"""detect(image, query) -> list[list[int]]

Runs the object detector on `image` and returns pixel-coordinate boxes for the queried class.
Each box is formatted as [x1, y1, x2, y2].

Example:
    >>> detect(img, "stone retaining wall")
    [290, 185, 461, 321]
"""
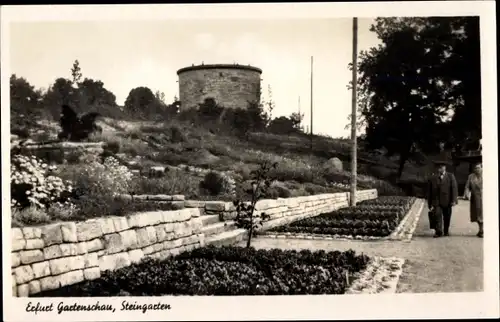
[184, 189, 378, 226]
[10, 189, 377, 297]
[11, 208, 204, 297]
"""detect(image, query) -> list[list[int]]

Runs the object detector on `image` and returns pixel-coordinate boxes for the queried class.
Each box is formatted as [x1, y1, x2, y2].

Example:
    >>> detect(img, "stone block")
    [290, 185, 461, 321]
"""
[60, 244, 80, 257]
[13, 265, 34, 285]
[32, 261, 51, 279]
[112, 216, 129, 232]
[19, 249, 44, 265]
[142, 245, 155, 255]
[12, 228, 24, 240]
[12, 239, 26, 251]
[59, 269, 84, 287]
[149, 212, 164, 226]
[97, 217, 116, 235]
[99, 252, 131, 272]
[12, 252, 21, 267]
[184, 200, 206, 208]
[76, 242, 88, 255]
[163, 238, 183, 250]
[129, 249, 144, 264]
[60, 222, 78, 242]
[172, 194, 185, 201]
[181, 234, 200, 246]
[12, 280, 17, 297]
[39, 276, 60, 292]
[76, 220, 103, 242]
[152, 243, 164, 252]
[171, 201, 185, 209]
[41, 223, 63, 246]
[119, 229, 138, 250]
[86, 238, 104, 252]
[22, 227, 42, 239]
[49, 255, 85, 275]
[162, 210, 180, 223]
[44, 244, 63, 260]
[204, 201, 226, 211]
[29, 280, 41, 295]
[198, 234, 206, 247]
[84, 252, 99, 268]
[177, 209, 192, 222]
[189, 208, 201, 218]
[83, 267, 100, 281]
[103, 233, 125, 254]
[17, 284, 30, 297]
[25, 238, 44, 250]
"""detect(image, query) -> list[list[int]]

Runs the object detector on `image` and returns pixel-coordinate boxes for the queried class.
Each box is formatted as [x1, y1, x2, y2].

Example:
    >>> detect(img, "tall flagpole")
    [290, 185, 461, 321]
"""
[350, 17, 359, 207]
[310, 56, 314, 152]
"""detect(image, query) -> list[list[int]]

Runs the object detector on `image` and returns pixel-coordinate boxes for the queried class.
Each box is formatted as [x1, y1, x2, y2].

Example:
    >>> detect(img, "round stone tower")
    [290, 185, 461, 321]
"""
[176, 63, 262, 110]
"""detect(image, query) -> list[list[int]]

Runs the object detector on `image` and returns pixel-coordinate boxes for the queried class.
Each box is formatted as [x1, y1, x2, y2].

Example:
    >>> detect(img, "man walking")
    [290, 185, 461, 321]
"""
[427, 160, 459, 238]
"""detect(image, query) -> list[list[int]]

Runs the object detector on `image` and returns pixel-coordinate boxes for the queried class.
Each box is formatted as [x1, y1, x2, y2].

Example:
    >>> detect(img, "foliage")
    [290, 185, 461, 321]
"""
[268, 116, 300, 135]
[270, 196, 415, 237]
[130, 170, 201, 198]
[33, 246, 370, 296]
[124, 86, 172, 119]
[58, 104, 103, 141]
[11, 155, 73, 210]
[233, 161, 276, 248]
[11, 206, 51, 227]
[10, 75, 45, 138]
[199, 171, 235, 196]
[354, 17, 481, 177]
[71, 156, 133, 198]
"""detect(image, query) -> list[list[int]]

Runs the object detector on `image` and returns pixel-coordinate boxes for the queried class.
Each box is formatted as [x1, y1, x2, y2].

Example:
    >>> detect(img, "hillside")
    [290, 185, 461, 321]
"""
[11, 109, 465, 203]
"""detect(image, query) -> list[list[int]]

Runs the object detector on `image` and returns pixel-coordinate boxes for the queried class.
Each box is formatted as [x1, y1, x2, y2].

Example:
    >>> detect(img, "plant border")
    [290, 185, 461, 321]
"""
[258, 198, 425, 242]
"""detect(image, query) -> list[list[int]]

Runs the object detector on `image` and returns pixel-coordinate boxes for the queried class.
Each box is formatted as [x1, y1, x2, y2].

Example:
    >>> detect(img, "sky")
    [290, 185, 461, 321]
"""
[9, 18, 381, 138]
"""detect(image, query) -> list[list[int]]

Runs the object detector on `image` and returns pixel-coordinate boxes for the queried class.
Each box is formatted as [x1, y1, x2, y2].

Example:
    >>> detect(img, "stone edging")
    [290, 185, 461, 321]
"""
[345, 256, 405, 294]
[258, 198, 425, 242]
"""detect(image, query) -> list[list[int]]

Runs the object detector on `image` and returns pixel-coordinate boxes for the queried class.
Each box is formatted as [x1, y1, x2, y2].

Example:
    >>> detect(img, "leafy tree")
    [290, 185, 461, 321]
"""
[353, 17, 481, 178]
[71, 60, 82, 85]
[43, 77, 76, 119]
[290, 111, 304, 131]
[78, 78, 117, 108]
[10, 74, 44, 137]
[268, 116, 297, 135]
[124, 86, 158, 115]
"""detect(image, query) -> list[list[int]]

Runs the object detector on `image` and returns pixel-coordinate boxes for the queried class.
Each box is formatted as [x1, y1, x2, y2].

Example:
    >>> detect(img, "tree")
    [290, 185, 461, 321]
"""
[71, 60, 82, 86]
[124, 86, 158, 115]
[43, 77, 76, 119]
[268, 116, 297, 135]
[10, 75, 44, 136]
[78, 78, 117, 108]
[289, 111, 304, 131]
[353, 17, 481, 178]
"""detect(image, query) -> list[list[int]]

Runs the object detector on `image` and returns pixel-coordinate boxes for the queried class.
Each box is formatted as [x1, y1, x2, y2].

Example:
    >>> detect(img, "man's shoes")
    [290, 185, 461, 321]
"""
[444, 232, 450, 236]
[477, 231, 483, 238]
[433, 233, 443, 238]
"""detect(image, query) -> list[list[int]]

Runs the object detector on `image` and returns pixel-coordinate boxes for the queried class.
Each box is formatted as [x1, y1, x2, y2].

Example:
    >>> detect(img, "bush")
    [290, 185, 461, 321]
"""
[11, 155, 73, 210]
[130, 170, 201, 198]
[11, 207, 51, 227]
[200, 171, 235, 196]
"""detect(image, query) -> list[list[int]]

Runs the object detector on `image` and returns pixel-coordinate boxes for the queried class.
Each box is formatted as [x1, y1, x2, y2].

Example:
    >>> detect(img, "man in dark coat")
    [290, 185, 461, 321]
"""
[427, 160, 459, 238]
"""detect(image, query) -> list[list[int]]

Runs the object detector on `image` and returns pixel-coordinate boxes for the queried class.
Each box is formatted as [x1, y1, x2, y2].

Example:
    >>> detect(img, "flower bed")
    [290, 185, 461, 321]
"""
[31, 246, 370, 296]
[266, 196, 416, 238]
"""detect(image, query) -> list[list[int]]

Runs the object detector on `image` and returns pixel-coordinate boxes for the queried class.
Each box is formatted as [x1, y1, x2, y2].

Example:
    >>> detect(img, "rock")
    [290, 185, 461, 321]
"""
[324, 157, 344, 172]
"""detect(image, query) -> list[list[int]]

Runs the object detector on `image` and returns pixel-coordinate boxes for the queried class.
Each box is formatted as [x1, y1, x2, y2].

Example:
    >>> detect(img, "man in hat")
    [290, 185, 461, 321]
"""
[427, 160, 459, 238]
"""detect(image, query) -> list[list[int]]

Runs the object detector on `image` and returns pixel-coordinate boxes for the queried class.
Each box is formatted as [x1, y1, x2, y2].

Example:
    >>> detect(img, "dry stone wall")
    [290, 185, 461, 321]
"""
[184, 189, 378, 228]
[11, 208, 204, 297]
[10, 189, 377, 297]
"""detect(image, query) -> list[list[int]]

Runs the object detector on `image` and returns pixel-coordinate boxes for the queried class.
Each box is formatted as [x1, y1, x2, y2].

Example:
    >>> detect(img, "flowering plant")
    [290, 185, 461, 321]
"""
[11, 154, 73, 209]
[73, 156, 133, 197]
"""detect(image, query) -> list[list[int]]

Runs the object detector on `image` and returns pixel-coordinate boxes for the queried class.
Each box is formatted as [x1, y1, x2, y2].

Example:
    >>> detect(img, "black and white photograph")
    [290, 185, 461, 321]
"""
[2, 2, 498, 321]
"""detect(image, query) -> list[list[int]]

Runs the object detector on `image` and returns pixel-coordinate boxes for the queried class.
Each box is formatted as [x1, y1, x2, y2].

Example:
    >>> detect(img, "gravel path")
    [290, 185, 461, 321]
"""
[246, 199, 483, 293]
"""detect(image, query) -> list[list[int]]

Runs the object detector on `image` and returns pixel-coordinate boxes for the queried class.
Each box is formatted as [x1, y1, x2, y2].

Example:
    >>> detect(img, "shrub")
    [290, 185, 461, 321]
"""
[11, 154, 73, 210]
[11, 207, 51, 227]
[130, 170, 201, 198]
[199, 171, 235, 196]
